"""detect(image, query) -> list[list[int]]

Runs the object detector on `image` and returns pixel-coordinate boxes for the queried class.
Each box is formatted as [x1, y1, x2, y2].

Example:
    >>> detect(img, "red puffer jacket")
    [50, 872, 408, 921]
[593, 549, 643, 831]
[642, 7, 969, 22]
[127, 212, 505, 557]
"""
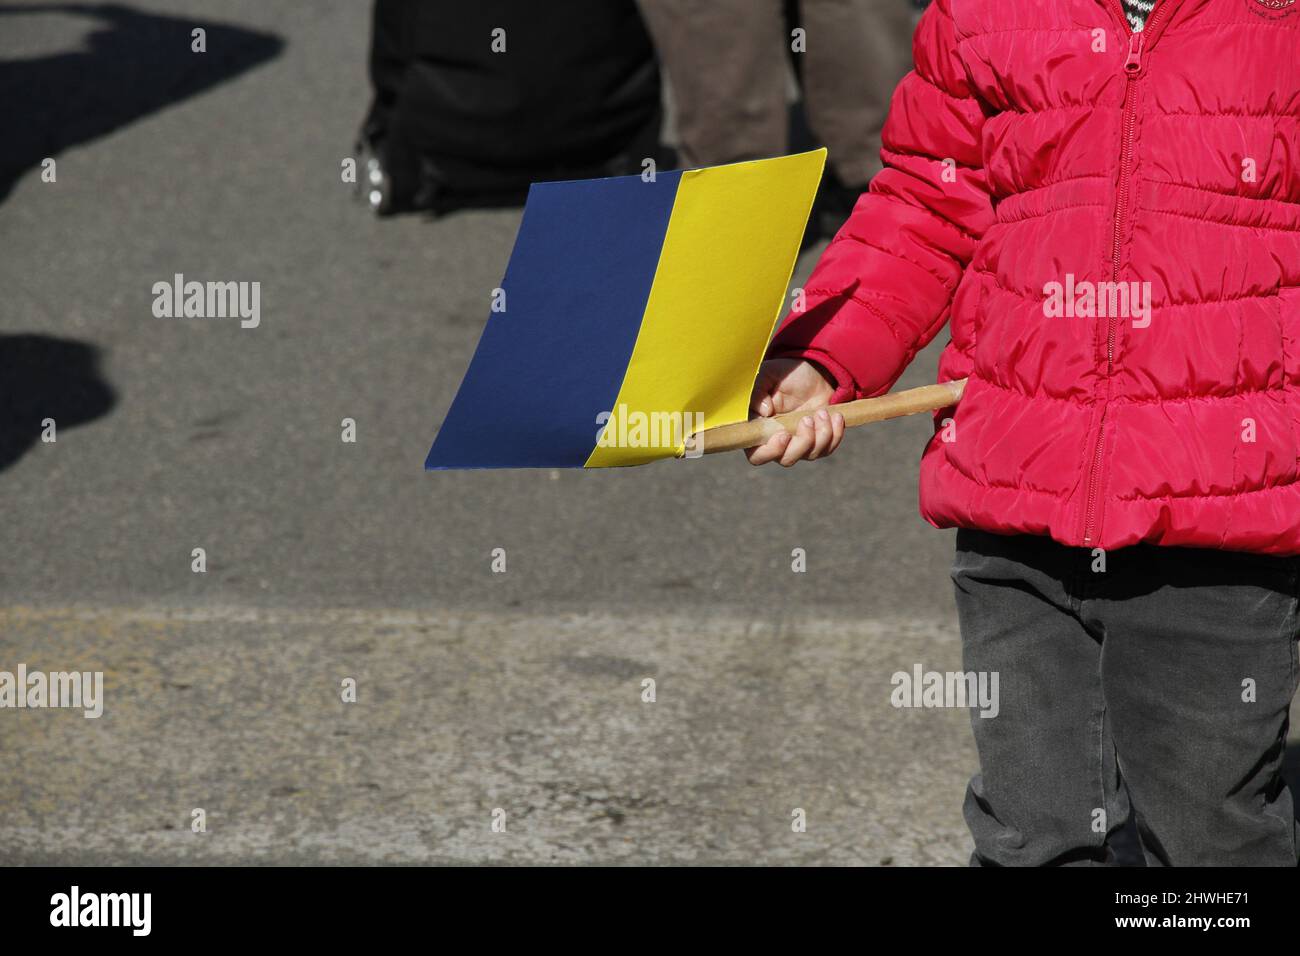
[771, 0, 1300, 554]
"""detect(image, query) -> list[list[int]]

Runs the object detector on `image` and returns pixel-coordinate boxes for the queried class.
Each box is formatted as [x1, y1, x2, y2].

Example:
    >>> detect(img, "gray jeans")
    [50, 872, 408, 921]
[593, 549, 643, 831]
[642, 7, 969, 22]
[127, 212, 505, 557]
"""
[952, 528, 1300, 866]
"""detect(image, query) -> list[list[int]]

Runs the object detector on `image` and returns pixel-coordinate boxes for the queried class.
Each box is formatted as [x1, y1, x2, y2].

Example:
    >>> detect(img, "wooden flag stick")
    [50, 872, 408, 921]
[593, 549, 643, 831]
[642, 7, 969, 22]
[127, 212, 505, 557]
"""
[683, 377, 967, 457]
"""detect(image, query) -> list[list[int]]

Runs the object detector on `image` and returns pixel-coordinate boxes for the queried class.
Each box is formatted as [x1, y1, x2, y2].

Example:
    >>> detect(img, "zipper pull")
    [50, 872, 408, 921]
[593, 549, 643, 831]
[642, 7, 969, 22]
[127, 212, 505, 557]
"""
[1124, 30, 1146, 75]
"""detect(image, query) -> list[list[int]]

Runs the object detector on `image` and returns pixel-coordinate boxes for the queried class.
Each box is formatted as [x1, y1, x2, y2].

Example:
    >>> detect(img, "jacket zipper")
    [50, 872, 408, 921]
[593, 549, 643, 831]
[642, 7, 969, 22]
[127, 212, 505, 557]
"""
[1081, 2, 1169, 545]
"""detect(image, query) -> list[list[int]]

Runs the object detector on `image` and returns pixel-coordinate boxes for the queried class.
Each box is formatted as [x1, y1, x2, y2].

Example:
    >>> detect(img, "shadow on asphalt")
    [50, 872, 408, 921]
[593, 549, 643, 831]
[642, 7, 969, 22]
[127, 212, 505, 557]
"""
[0, 334, 115, 471]
[0, 2, 283, 204]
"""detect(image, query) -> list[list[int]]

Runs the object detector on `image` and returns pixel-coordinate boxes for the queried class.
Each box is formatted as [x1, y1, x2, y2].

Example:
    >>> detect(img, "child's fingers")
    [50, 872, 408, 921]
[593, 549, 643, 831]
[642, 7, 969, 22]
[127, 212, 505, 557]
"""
[750, 366, 782, 417]
[779, 416, 816, 466]
[745, 411, 842, 467]
[826, 412, 845, 455]
[745, 430, 791, 465]
[750, 375, 775, 417]
[806, 409, 833, 460]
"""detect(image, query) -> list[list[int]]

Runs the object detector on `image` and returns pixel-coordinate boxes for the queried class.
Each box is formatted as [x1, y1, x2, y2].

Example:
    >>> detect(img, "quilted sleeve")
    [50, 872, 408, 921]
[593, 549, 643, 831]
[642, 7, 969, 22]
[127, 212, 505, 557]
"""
[770, 0, 994, 400]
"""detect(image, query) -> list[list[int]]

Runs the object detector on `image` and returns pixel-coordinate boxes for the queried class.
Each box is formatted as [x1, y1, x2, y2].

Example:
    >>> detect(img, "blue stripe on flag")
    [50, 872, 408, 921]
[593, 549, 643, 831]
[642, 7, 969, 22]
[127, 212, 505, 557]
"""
[425, 170, 682, 469]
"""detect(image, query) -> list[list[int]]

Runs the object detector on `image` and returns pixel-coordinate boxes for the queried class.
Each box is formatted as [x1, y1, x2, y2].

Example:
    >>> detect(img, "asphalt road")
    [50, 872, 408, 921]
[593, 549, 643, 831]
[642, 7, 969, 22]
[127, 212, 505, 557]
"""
[1, 0, 1292, 866]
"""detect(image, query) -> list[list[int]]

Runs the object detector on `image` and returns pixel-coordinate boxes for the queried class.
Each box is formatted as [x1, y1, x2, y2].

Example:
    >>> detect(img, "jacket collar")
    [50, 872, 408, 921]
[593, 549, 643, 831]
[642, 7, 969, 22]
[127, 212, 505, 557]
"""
[1101, 0, 1187, 44]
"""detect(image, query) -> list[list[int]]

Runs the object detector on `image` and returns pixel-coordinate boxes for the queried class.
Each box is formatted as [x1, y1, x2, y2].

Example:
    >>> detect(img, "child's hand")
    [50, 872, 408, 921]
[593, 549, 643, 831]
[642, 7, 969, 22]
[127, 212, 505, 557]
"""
[746, 358, 845, 466]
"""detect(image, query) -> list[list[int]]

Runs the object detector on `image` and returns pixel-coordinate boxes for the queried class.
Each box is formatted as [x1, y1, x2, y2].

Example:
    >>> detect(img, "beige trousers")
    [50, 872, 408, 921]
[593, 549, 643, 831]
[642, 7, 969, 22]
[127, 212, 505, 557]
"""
[637, 0, 918, 187]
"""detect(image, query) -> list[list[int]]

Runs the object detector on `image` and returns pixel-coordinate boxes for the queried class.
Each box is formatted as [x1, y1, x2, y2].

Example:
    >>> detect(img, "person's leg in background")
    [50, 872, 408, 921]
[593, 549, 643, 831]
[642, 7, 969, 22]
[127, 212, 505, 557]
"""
[953, 530, 1132, 866]
[796, 0, 918, 208]
[635, 0, 787, 168]
[1093, 545, 1300, 866]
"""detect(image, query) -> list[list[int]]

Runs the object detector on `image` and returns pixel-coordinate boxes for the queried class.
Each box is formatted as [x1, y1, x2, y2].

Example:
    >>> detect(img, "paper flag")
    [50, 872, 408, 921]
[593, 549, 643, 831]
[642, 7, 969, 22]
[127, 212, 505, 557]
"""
[425, 148, 826, 469]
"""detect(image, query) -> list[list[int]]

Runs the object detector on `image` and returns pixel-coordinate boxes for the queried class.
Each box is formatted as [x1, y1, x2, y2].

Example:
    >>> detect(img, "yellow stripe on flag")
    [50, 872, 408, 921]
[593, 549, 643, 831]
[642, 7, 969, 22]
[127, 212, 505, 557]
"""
[585, 149, 826, 467]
